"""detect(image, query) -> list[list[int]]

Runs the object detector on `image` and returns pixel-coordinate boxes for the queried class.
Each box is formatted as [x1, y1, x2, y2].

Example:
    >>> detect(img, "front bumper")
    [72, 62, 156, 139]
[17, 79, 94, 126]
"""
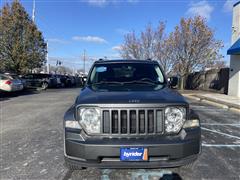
[64, 127, 201, 168]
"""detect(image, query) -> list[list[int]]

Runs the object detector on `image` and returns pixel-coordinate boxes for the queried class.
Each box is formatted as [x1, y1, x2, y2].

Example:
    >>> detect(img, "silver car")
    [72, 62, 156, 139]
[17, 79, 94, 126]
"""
[0, 74, 24, 92]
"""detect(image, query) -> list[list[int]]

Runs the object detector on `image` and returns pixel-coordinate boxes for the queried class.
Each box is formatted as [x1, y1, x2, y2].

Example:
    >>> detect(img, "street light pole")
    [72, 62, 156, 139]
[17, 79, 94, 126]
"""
[83, 49, 86, 75]
[32, 0, 36, 23]
[46, 42, 50, 74]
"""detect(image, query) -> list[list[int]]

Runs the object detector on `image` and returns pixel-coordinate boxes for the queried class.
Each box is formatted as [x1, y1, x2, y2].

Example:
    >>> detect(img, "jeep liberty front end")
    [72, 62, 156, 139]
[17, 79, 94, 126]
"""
[64, 60, 201, 169]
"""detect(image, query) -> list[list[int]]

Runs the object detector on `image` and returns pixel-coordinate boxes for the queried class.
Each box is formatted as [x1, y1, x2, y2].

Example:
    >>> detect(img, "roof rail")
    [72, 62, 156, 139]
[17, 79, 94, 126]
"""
[147, 58, 152, 61]
[98, 58, 104, 61]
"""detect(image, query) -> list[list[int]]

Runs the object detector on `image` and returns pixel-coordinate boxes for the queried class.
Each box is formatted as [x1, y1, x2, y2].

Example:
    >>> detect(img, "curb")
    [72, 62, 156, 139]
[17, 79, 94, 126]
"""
[182, 94, 240, 114]
[182, 95, 201, 101]
[196, 95, 240, 110]
[201, 99, 229, 109]
[229, 107, 240, 114]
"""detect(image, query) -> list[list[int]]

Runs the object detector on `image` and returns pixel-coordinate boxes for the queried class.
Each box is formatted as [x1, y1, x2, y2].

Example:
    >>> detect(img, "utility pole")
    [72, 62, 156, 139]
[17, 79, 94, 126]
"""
[46, 42, 50, 74]
[32, 0, 36, 23]
[83, 49, 86, 75]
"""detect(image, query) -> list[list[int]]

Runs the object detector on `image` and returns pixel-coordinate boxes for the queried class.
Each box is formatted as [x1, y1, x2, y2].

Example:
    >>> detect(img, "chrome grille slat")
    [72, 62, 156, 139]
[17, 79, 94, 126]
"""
[130, 110, 137, 134]
[127, 110, 130, 134]
[136, 110, 139, 134]
[118, 110, 121, 134]
[153, 109, 156, 133]
[145, 110, 148, 134]
[109, 109, 112, 134]
[139, 110, 145, 134]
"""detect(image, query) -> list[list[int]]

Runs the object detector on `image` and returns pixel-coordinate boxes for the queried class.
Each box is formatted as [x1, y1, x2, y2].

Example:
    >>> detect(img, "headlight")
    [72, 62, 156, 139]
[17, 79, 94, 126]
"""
[79, 108, 101, 134]
[165, 107, 186, 133]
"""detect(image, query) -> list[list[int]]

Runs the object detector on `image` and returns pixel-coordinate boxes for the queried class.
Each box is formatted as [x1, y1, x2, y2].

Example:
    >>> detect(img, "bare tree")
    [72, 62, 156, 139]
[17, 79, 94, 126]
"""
[169, 16, 223, 89]
[140, 24, 155, 59]
[120, 22, 174, 74]
[153, 22, 174, 74]
[120, 17, 223, 88]
[206, 60, 227, 70]
[120, 31, 142, 60]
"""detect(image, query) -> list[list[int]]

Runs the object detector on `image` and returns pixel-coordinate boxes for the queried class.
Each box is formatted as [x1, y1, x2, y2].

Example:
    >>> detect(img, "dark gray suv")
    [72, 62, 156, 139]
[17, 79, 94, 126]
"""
[64, 59, 201, 169]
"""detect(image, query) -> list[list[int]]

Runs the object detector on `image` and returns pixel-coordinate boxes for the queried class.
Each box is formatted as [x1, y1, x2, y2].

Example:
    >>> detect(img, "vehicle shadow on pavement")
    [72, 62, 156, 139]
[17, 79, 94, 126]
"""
[68, 168, 183, 180]
[160, 173, 182, 180]
[0, 89, 40, 101]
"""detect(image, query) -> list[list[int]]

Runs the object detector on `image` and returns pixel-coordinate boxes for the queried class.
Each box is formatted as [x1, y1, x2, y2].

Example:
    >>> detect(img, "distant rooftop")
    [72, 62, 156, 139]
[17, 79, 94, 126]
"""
[234, 1, 240, 7]
[227, 38, 240, 55]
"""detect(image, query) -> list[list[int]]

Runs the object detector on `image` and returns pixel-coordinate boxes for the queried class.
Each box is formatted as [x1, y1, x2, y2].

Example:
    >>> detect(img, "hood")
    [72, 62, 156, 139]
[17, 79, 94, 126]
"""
[76, 84, 187, 105]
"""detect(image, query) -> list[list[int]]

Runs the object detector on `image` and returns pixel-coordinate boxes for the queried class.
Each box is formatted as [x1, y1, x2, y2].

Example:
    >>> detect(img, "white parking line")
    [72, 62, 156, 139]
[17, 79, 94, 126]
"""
[201, 127, 240, 140]
[201, 123, 240, 126]
[202, 144, 240, 147]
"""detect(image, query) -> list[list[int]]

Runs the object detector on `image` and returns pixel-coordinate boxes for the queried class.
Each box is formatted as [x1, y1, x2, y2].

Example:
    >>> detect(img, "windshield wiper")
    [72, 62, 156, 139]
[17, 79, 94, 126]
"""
[90, 78, 164, 86]
[124, 78, 164, 85]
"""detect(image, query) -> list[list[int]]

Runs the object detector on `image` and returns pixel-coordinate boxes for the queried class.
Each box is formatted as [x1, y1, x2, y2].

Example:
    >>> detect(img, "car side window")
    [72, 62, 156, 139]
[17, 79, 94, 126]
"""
[0, 75, 8, 80]
[0, 75, 9, 80]
[34, 74, 42, 79]
[24, 75, 33, 79]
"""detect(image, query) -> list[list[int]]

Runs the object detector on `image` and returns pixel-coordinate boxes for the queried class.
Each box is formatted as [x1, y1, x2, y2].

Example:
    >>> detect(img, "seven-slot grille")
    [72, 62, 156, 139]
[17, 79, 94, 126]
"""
[101, 109, 163, 135]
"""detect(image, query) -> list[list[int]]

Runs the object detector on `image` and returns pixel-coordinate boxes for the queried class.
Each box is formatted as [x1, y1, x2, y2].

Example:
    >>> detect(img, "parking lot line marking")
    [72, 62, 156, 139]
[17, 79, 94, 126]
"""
[201, 123, 240, 126]
[202, 144, 240, 147]
[201, 127, 240, 140]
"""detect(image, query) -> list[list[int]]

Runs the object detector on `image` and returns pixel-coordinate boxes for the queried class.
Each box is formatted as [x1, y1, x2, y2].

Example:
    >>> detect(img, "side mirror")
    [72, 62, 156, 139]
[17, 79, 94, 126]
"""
[168, 76, 178, 88]
[82, 77, 87, 86]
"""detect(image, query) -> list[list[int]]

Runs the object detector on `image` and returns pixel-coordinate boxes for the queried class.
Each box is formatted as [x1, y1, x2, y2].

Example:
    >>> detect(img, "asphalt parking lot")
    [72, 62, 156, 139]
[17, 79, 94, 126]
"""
[0, 88, 240, 180]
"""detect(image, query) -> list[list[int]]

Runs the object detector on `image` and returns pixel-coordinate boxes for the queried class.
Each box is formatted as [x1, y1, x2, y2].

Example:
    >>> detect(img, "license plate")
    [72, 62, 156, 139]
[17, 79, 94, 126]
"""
[120, 147, 148, 161]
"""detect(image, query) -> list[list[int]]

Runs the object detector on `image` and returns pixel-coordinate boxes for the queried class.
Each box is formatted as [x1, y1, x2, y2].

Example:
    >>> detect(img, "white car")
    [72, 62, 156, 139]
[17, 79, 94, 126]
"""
[0, 74, 24, 92]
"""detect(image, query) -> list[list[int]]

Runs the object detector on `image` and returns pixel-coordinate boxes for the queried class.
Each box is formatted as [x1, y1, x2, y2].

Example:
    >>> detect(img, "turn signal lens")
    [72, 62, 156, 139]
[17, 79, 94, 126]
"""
[183, 119, 200, 128]
[65, 120, 81, 129]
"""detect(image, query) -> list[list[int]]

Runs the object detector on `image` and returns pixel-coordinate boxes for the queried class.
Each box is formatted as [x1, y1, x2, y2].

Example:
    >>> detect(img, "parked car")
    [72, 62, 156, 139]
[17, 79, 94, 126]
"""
[63, 59, 201, 170]
[55, 75, 76, 88]
[58, 75, 68, 87]
[69, 76, 77, 87]
[65, 75, 73, 87]
[52, 74, 62, 87]
[22, 73, 58, 90]
[0, 74, 24, 92]
[75, 75, 82, 87]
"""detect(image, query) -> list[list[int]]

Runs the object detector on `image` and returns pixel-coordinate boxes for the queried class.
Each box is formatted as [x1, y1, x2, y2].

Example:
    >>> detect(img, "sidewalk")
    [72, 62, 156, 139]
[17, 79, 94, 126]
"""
[179, 90, 240, 113]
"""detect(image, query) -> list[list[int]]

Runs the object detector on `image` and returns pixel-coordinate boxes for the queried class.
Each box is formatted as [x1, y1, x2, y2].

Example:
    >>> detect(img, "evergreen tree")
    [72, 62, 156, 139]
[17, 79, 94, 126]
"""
[0, 0, 47, 74]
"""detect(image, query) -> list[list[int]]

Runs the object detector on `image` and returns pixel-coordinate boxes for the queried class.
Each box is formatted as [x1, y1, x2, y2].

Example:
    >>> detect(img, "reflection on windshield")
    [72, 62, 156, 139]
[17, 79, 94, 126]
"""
[88, 63, 165, 85]
[90, 83, 166, 92]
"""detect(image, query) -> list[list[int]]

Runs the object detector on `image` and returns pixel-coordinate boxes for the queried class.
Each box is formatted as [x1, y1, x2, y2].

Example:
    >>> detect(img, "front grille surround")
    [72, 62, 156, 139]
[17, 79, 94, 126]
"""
[101, 108, 164, 136]
[75, 104, 189, 137]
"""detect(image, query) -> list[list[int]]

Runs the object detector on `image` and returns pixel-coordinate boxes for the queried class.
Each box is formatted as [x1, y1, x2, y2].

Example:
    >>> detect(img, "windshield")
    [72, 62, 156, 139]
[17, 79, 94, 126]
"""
[88, 63, 165, 85]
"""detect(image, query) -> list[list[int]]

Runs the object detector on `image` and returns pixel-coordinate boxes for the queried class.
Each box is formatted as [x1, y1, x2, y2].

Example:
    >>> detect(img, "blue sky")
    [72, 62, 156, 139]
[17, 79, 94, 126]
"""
[1, 0, 238, 70]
